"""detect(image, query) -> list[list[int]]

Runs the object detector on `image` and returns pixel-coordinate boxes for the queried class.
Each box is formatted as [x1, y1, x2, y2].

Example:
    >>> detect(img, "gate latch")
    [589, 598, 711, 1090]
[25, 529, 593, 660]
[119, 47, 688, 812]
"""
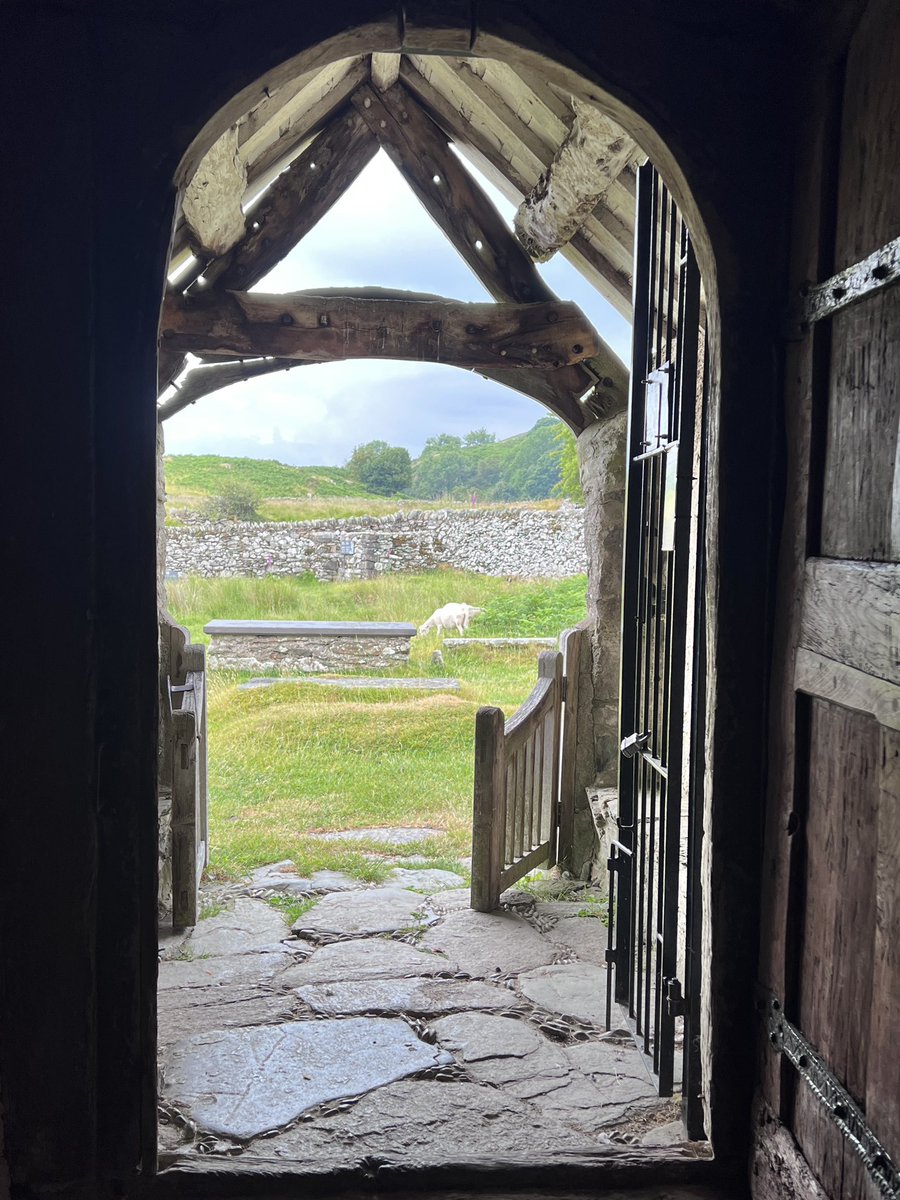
[621, 731, 650, 759]
[665, 977, 686, 1018]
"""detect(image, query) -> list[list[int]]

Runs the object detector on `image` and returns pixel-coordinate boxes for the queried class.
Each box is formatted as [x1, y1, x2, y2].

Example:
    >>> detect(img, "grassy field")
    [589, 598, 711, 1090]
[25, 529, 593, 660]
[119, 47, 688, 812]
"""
[168, 572, 587, 879]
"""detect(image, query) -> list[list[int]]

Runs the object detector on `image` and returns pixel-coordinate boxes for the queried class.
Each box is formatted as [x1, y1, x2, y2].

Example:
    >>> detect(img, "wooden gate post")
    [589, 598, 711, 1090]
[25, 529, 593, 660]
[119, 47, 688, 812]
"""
[471, 706, 506, 912]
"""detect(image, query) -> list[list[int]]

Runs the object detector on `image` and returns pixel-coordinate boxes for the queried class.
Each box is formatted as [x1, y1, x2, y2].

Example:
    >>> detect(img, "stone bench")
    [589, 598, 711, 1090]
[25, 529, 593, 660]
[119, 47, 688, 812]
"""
[204, 620, 417, 673]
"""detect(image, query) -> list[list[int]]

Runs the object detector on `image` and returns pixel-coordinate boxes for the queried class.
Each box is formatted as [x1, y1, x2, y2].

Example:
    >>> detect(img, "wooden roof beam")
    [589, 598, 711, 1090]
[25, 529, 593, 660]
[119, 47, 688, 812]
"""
[516, 98, 640, 262]
[191, 109, 379, 296]
[157, 357, 301, 422]
[160, 290, 600, 371]
[370, 53, 401, 92]
[181, 127, 247, 259]
[352, 81, 554, 306]
[349, 81, 628, 423]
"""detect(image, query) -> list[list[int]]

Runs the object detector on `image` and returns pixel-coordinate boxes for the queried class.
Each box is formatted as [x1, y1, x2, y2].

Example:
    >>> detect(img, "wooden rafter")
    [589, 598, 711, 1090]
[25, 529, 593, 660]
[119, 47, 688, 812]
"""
[516, 99, 641, 262]
[181, 127, 247, 258]
[194, 109, 379, 295]
[399, 56, 634, 314]
[352, 81, 554, 306]
[157, 357, 300, 422]
[347, 81, 628, 423]
[160, 290, 600, 370]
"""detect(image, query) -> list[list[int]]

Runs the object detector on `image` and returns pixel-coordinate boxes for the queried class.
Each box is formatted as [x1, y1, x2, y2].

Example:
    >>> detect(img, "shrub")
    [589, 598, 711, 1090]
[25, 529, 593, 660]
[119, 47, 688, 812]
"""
[203, 482, 261, 522]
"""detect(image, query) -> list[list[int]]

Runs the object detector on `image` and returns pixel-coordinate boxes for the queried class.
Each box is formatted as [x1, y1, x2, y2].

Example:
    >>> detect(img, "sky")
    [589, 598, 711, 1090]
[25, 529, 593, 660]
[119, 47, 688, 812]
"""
[163, 150, 632, 466]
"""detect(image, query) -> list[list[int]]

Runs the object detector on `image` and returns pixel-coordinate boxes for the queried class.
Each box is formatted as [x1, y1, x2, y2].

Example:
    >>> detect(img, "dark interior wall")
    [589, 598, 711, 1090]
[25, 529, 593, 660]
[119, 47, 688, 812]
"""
[1, 2, 796, 1196]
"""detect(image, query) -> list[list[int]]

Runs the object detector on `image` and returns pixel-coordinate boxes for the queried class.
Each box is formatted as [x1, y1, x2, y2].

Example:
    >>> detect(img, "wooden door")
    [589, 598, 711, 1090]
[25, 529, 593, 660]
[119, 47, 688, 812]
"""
[754, 2, 900, 1196]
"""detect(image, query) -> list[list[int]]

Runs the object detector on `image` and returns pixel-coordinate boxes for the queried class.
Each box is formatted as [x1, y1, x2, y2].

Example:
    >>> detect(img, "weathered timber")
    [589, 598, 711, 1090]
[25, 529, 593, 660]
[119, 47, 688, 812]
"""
[157, 357, 300, 421]
[793, 700, 878, 1200]
[161, 290, 599, 369]
[181, 126, 247, 258]
[350, 80, 628, 420]
[470, 707, 506, 913]
[195, 109, 379, 294]
[243, 57, 369, 188]
[869, 728, 900, 1163]
[820, 285, 900, 562]
[370, 52, 401, 91]
[795, 650, 900, 730]
[799, 557, 900, 684]
[516, 98, 638, 261]
[400, 55, 635, 311]
[557, 624, 584, 873]
[750, 1097, 831, 1200]
[352, 80, 555, 306]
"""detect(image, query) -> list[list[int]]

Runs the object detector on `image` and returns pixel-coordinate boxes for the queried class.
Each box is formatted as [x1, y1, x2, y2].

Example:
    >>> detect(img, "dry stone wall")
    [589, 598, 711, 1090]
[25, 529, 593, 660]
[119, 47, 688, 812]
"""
[165, 507, 586, 581]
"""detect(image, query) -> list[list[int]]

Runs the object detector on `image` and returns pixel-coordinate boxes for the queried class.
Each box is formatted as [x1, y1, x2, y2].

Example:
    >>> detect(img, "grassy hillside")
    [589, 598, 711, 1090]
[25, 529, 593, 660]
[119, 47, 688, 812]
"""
[164, 455, 370, 501]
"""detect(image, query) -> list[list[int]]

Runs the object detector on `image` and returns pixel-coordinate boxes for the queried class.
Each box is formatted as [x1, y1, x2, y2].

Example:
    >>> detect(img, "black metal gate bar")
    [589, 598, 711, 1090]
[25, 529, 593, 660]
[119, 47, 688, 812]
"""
[607, 161, 706, 1130]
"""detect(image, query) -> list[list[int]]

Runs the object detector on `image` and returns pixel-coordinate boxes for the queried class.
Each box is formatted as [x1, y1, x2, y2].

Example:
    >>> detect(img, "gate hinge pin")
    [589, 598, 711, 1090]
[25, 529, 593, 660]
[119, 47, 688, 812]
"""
[665, 977, 686, 1017]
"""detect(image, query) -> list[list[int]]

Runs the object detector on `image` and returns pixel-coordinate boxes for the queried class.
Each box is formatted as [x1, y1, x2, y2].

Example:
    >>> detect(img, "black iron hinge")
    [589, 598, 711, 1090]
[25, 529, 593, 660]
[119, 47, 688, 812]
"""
[763, 994, 900, 1199]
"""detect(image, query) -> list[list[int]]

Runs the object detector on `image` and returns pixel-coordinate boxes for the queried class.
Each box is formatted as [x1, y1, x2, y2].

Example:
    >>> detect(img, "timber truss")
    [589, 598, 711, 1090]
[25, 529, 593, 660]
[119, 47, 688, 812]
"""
[160, 52, 643, 432]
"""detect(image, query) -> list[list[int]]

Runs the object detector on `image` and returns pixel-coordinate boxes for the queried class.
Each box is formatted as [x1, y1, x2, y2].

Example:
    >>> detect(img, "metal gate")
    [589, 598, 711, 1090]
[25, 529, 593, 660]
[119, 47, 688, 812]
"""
[606, 163, 706, 1138]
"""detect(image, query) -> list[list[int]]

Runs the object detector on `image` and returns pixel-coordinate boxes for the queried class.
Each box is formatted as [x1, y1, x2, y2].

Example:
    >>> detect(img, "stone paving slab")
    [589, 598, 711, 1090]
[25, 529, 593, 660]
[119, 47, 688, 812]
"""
[426, 887, 472, 914]
[162, 1018, 451, 1141]
[249, 863, 362, 895]
[564, 1040, 660, 1108]
[279, 938, 457, 986]
[419, 908, 557, 978]
[517, 963, 618, 1025]
[292, 888, 428, 940]
[388, 867, 466, 890]
[158, 951, 293, 992]
[543, 916, 608, 963]
[294, 976, 520, 1016]
[239, 677, 461, 692]
[158, 992, 298, 1044]
[253, 1080, 600, 1164]
[186, 898, 290, 957]
[429, 1012, 541, 1061]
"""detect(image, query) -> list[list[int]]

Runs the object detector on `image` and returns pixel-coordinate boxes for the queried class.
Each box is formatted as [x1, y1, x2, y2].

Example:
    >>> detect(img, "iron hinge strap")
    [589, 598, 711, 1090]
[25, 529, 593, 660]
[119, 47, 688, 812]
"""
[763, 995, 900, 1199]
[784, 233, 900, 338]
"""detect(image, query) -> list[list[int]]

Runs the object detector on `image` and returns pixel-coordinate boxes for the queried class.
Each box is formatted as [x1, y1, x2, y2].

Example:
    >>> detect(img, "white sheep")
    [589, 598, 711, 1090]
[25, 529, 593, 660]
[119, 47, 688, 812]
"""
[418, 602, 485, 636]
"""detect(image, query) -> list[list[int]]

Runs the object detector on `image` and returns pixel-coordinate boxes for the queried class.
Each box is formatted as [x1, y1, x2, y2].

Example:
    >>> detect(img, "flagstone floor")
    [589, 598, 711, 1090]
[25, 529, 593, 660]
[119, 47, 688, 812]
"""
[157, 868, 703, 1169]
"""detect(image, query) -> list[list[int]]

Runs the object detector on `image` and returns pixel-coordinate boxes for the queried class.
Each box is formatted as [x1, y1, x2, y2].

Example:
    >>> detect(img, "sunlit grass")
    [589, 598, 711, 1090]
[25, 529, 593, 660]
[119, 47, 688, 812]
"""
[169, 572, 587, 880]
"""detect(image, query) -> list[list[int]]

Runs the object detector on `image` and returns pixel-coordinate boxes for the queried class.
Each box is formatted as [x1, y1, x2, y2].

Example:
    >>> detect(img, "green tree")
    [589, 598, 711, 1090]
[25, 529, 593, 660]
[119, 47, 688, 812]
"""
[412, 434, 467, 498]
[464, 428, 496, 446]
[347, 440, 413, 495]
[203, 481, 261, 521]
[552, 423, 585, 503]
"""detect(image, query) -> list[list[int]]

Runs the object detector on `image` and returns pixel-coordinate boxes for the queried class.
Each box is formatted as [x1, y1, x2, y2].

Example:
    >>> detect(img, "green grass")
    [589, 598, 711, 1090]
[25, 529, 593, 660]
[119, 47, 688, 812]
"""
[164, 455, 370, 501]
[167, 570, 587, 649]
[168, 572, 586, 880]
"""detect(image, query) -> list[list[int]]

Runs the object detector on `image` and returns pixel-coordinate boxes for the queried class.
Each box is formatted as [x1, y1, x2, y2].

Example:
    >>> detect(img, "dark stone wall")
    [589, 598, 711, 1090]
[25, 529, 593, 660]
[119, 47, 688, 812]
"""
[0, 1, 830, 1194]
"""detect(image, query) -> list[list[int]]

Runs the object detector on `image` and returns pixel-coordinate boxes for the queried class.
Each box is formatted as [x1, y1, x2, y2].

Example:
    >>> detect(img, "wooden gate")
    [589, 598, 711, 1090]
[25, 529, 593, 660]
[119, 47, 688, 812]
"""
[470, 627, 583, 912]
[606, 162, 706, 1136]
[165, 622, 209, 928]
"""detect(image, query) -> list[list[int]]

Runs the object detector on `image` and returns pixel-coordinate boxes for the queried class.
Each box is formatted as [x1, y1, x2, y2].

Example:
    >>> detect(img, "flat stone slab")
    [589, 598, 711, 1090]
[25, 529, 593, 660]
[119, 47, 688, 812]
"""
[309, 827, 442, 845]
[544, 916, 608, 963]
[256, 1080, 595, 1164]
[248, 863, 361, 895]
[162, 1017, 450, 1140]
[389, 867, 466, 890]
[239, 676, 461, 692]
[158, 951, 291, 993]
[158, 991, 297, 1045]
[420, 908, 556, 978]
[280, 938, 456, 986]
[295, 977, 517, 1016]
[517, 963, 616, 1026]
[205, 619, 417, 638]
[292, 888, 427, 940]
[187, 898, 290, 957]
[427, 887, 472, 914]
[430, 1013, 569, 1094]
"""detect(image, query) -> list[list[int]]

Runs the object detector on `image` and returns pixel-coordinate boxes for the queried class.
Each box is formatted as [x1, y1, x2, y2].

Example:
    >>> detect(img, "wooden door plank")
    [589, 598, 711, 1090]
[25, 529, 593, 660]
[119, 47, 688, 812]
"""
[800, 558, 900, 683]
[794, 700, 878, 1199]
[795, 649, 900, 729]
